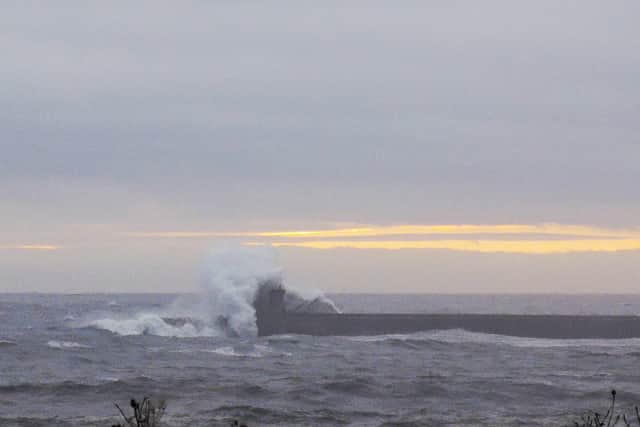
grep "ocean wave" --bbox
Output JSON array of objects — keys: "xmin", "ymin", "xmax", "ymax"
[
  {"xmin": 322, "ymin": 377, "xmax": 377, "ymax": 395},
  {"xmin": 0, "ymin": 376, "xmax": 162, "ymax": 396},
  {"xmin": 346, "ymin": 329, "xmax": 640, "ymax": 350},
  {"xmin": 346, "ymin": 332, "xmax": 456, "ymax": 351},
  {"xmin": 172, "ymin": 344, "xmax": 292, "ymax": 358},
  {"xmin": 73, "ymin": 245, "xmax": 338, "ymax": 340},
  {"xmin": 0, "ymin": 339, "xmax": 17, "ymax": 346},
  {"xmin": 208, "ymin": 345, "xmax": 269, "ymax": 358},
  {"xmin": 199, "ymin": 346, "xmax": 264, "ymax": 358},
  {"xmin": 547, "ymin": 370, "xmax": 611, "ymax": 380},
  {"xmin": 86, "ymin": 313, "xmax": 218, "ymax": 337},
  {"xmin": 46, "ymin": 340, "xmax": 91, "ymax": 349},
  {"xmin": 267, "ymin": 335, "xmax": 301, "ymax": 344},
  {"xmin": 95, "ymin": 376, "xmax": 120, "ymax": 383},
  {"xmin": 0, "ymin": 416, "xmax": 87, "ymax": 427},
  {"xmin": 204, "ymin": 404, "xmax": 351, "ymax": 426},
  {"xmin": 199, "ymin": 243, "xmax": 339, "ymax": 338}
]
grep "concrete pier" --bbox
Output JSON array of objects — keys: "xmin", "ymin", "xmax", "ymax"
[
  {"xmin": 279, "ymin": 312, "xmax": 640, "ymax": 339},
  {"xmin": 253, "ymin": 286, "xmax": 640, "ymax": 338}
]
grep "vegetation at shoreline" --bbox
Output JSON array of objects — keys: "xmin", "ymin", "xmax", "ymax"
[
  {"xmin": 109, "ymin": 390, "xmax": 640, "ymax": 427},
  {"xmin": 569, "ymin": 390, "xmax": 640, "ymax": 427},
  {"xmin": 111, "ymin": 397, "xmax": 248, "ymax": 427},
  {"xmin": 112, "ymin": 397, "xmax": 166, "ymax": 427}
]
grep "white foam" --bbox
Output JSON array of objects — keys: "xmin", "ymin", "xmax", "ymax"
[
  {"xmin": 170, "ymin": 343, "xmax": 292, "ymax": 358},
  {"xmin": 284, "ymin": 284, "xmax": 342, "ymax": 314},
  {"xmin": 87, "ymin": 313, "xmax": 217, "ymax": 337},
  {"xmin": 210, "ymin": 346, "xmax": 263, "ymax": 357},
  {"xmin": 168, "ymin": 346, "xmax": 262, "ymax": 357},
  {"xmin": 198, "ymin": 243, "xmax": 283, "ymax": 337},
  {"xmin": 204, "ymin": 344, "xmax": 290, "ymax": 358},
  {"xmin": 46, "ymin": 340, "xmax": 91, "ymax": 349},
  {"xmin": 426, "ymin": 329, "xmax": 640, "ymax": 348},
  {"xmin": 96, "ymin": 376, "xmax": 120, "ymax": 383},
  {"xmin": 347, "ymin": 329, "xmax": 640, "ymax": 349},
  {"xmin": 80, "ymin": 243, "xmax": 336, "ymax": 338}
]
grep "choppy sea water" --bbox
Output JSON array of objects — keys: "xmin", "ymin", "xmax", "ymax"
[{"xmin": 2, "ymin": 293, "xmax": 640, "ymax": 426}]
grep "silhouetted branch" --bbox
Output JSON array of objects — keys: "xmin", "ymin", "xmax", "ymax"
[
  {"xmin": 112, "ymin": 397, "xmax": 166, "ymax": 427},
  {"xmin": 569, "ymin": 390, "xmax": 639, "ymax": 427}
]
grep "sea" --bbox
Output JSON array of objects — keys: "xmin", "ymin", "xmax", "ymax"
[{"xmin": 2, "ymin": 293, "xmax": 640, "ymax": 427}]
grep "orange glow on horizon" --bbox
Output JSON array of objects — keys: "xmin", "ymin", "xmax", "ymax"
[
  {"xmin": 128, "ymin": 223, "xmax": 640, "ymax": 254},
  {"xmin": 250, "ymin": 239, "xmax": 640, "ymax": 254},
  {"xmin": 0, "ymin": 244, "xmax": 60, "ymax": 251},
  {"xmin": 129, "ymin": 223, "xmax": 640, "ymax": 240}
]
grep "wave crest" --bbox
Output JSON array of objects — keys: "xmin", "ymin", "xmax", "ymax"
[
  {"xmin": 81, "ymin": 244, "xmax": 337, "ymax": 338},
  {"xmin": 87, "ymin": 313, "xmax": 217, "ymax": 337},
  {"xmin": 46, "ymin": 340, "xmax": 91, "ymax": 349}
]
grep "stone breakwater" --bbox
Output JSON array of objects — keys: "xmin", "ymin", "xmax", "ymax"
[{"xmin": 255, "ymin": 286, "xmax": 640, "ymax": 338}]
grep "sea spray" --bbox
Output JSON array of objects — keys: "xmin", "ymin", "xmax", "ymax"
[
  {"xmin": 81, "ymin": 243, "xmax": 337, "ymax": 337},
  {"xmin": 86, "ymin": 313, "xmax": 217, "ymax": 337},
  {"xmin": 198, "ymin": 243, "xmax": 283, "ymax": 337}
]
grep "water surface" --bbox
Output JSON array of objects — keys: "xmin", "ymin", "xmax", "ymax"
[{"xmin": 1, "ymin": 293, "xmax": 639, "ymax": 426}]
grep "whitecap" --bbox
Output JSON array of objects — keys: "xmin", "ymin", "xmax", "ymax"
[
  {"xmin": 47, "ymin": 340, "xmax": 91, "ymax": 349},
  {"xmin": 421, "ymin": 329, "xmax": 640, "ymax": 349},
  {"xmin": 169, "ymin": 346, "xmax": 263, "ymax": 357},
  {"xmin": 87, "ymin": 313, "xmax": 218, "ymax": 337},
  {"xmin": 208, "ymin": 346, "xmax": 264, "ymax": 358},
  {"xmin": 192, "ymin": 344, "xmax": 292, "ymax": 358},
  {"xmin": 347, "ymin": 329, "xmax": 640, "ymax": 350},
  {"xmin": 96, "ymin": 376, "xmax": 120, "ymax": 383}
]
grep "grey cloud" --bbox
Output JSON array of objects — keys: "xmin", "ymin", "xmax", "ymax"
[{"xmin": 1, "ymin": 1, "xmax": 639, "ymax": 229}]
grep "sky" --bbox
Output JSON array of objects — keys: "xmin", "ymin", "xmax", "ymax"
[{"xmin": 1, "ymin": 2, "xmax": 639, "ymax": 293}]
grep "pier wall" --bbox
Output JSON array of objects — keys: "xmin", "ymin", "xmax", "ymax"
[{"xmin": 270, "ymin": 313, "xmax": 640, "ymax": 339}]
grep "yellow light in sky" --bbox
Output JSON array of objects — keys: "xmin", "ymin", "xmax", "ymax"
[
  {"xmin": 0, "ymin": 245, "xmax": 60, "ymax": 251},
  {"xmin": 130, "ymin": 224, "xmax": 640, "ymax": 239},
  {"xmin": 129, "ymin": 223, "xmax": 640, "ymax": 254},
  {"xmin": 257, "ymin": 239, "xmax": 640, "ymax": 254}
]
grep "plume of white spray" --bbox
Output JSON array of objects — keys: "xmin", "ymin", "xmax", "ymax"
[
  {"xmin": 82, "ymin": 243, "xmax": 337, "ymax": 338},
  {"xmin": 199, "ymin": 243, "xmax": 283, "ymax": 338}
]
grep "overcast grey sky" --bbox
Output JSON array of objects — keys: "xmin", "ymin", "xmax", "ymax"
[{"xmin": 1, "ymin": 2, "xmax": 639, "ymax": 293}]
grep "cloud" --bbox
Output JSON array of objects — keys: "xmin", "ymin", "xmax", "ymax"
[
  {"xmin": 2, "ymin": 1, "xmax": 639, "ymax": 230},
  {"xmin": 2, "ymin": 2, "xmax": 640, "ymax": 291}
]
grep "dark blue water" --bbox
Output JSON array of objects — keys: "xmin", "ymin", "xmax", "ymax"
[{"xmin": 2, "ymin": 293, "xmax": 640, "ymax": 426}]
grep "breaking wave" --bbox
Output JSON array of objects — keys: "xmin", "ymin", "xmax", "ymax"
[
  {"xmin": 198, "ymin": 243, "xmax": 283, "ymax": 337},
  {"xmin": 46, "ymin": 340, "xmax": 91, "ymax": 349},
  {"xmin": 82, "ymin": 243, "xmax": 337, "ymax": 338},
  {"xmin": 86, "ymin": 314, "xmax": 217, "ymax": 337},
  {"xmin": 201, "ymin": 346, "xmax": 267, "ymax": 358},
  {"xmin": 347, "ymin": 329, "xmax": 640, "ymax": 350}
]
